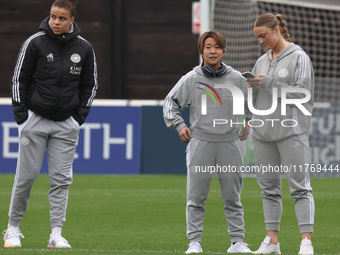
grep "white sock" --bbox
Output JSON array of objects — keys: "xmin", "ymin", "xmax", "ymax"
[
  {"xmin": 51, "ymin": 227, "xmax": 62, "ymax": 236},
  {"xmin": 7, "ymin": 224, "xmax": 19, "ymax": 230}
]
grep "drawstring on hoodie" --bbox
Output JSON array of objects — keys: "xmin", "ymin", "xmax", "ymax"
[{"xmin": 266, "ymin": 50, "xmax": 282, "ymax": 76}]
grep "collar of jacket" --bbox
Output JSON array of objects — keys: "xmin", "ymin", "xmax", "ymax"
[{"xmin": 39, "ymin": 16, "xmax": 81, "ymax": 45}]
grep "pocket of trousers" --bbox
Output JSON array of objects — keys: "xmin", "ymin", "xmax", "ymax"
[
  {"xmin": 18, "ymin": 110, "xmax": 34, "ymax": 136},
  {"xmin": 70, "ymin": 116, "xmax": 80, "ymax": 131}
]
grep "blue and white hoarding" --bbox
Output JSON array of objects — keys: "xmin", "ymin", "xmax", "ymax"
[{"xmin": 0, "ymin": 100, "xmax": 141, "ymax": 174}]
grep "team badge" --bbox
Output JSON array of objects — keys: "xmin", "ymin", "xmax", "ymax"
[
  {"xmin": 278, "ymin": 68, "xmax": 288, "ymax": 78},
  {"xmin": 47, "ymin": 53, "xmax": 54, "ymax": 63},
  {"xmin": 21, "ymin": 137, "xmax": 30, "ymax": 145},
  {"xmin": 70, "ymin": 53, "xmax": 81, "ymax": 63}
]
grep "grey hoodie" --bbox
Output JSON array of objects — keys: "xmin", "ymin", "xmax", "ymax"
[
  {"xmin": 251, "ymin": 43, "xmax": 314, "ymax": 141},
  {"xmin": 163, "ymin": 63, "xmax": 251, "ymax": 142}
]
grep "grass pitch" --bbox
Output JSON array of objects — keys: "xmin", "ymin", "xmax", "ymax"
[{"xmin": 0, "ymin": 174, "xmax": 339, "ymax": 255}]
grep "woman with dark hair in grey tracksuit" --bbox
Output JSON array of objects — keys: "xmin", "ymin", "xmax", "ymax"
[
  {"xmin": 248, "ymin": 13, "xmax": 315, "ymax": 255},
  {"xmin": 164, "ymin": 31, "xmax": 252, "ymax": 254}
]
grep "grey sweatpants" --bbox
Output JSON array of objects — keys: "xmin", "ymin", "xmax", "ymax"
[
  {"xmin": 8, "ymin": 111, "xmax": 79, "ymax": 229},
  {"xmin": 186, "ymin": 138, "xmax": 245, "ymax": 243},
  {"xmin": 254, "ymin": 135, "xmax": 315, "ymax": 233}
]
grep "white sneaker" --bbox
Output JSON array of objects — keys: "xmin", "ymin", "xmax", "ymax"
[
  {"xmin": 47, "ymin": 234, "xmax": 71, "ymax": 248},
  {"xmin": 227, "ymin": 242, "xmax": 252, "ymax": 253},
  {"xmin": 2, "ymin": 227, "xmax": 24, "ymax": 248},
  {"xmin": 298, "ymin": 238, "xmax": 313, "ymax": 255},
  {"xmin": 185, "ymin": 242, "xmax": 203, "ymax": 254},
  {"xmin": 253, "ymin": 236, "xmax": 281, "ymax": 254}
]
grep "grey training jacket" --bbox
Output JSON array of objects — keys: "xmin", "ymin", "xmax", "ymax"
[
  {"xmin": 163, "ymin": 63, "xmax": 251, "ymax": 142},
  {"xmin": 251, "ymin": 43, "xmax": 314, "ymax": 141}
]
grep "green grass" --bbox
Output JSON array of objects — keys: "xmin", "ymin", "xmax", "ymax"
[{"xmin": 0, "ymin": 174, "xmax": 339, "ymax": 254}]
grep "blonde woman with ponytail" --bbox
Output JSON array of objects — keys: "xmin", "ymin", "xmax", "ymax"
[
  {"xmin": 3, "ymin": 0, "xmax": 98, "ymax": 249},
  {"xmin": 247, "ymin": 13, "xmax": 315, "ymax": 255}
]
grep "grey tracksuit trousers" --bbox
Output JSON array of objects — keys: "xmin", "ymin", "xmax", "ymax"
[
  {"xmin": 8, "ymin": 111, "xmax": 79, "ymax": 229},
  {"xmin": 186, "ymin": 138, "xmax": 245, "ymax": 243},
  {"xmin": 254, "ymin": 135, "xmax": 315, "ymax": 233}
]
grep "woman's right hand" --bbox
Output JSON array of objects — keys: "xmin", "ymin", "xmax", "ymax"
[{"xmin": 247, "ymin": 74, "xmax": 266, "ymax": 88}]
